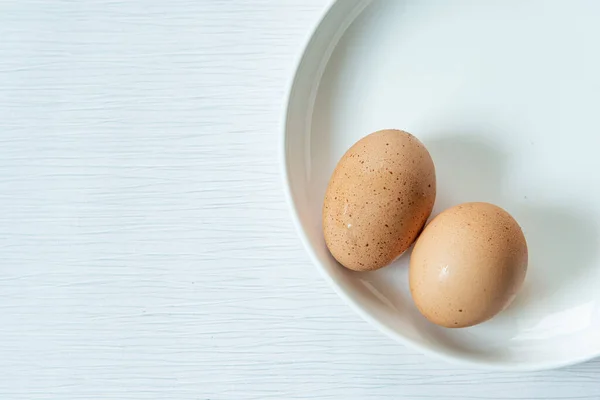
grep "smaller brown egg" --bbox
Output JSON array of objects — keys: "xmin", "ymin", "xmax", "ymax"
[
  {"xmin": 409, "ymin": 202, "xmax": 528, "ymax": 328},
  {"xmin": 322, "ymin": 129, "xmax": 436, "ymax": 272}
]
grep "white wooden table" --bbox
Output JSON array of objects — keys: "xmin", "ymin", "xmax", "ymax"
[{"xmin": 1, "ymin": 1, "xmax": 600, "ymax": 398}]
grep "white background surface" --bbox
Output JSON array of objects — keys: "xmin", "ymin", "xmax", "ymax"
[{"xmin": 1, "ymin": 0, "xmax": 600, "ymax": 398}]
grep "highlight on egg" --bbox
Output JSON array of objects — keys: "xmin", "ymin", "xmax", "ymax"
[
  {"xmin": 409, "ymin": 202, "xmax": 528, "ymax": 328},
  {"xmin": 322, "ymin": 129, "xmax": 436, "ymax": 272}
]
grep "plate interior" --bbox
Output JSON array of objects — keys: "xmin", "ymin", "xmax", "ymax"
[{"xmin": 296, "ymin": 0, "xmax": 600, "ymax": 366}]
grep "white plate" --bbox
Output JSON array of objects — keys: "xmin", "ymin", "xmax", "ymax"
[{"xmin": 282, "ymin": 0, "xmax": 600, "ymax": 370}]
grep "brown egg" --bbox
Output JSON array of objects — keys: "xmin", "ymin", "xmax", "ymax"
[
  {"xmin": 322, "ymin": 129, "xmax": 436, "ymax": 272},
  {"xmin": 409, "ymin": 202, "xmax": 528, "ymax": 328}
]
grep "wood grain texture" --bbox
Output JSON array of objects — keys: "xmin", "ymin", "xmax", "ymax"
[{"xmin": 0, "ymin": 0, "xmax": 599, "ymax": 398}]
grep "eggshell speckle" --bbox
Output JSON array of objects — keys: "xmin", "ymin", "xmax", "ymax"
[
  {"xmin": 323, "ymin": 129, "xmax": 436, "ymax": 272},
  {"xmin": 409, "ymin": 202, "xmax": 528, "ymax": 328}
]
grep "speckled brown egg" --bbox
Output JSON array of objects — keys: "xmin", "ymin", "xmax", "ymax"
[
  {"xmin": 322, "ymin": 129, "xmax": 436, "ymax": 272},
  {"xmin": 409, "ymin": 202, "xmax": 528, "ymax": 328}
]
